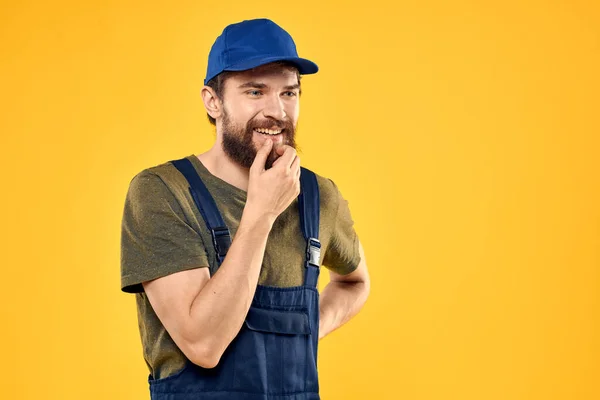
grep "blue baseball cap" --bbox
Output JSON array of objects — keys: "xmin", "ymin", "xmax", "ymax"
[{"xmin": 204, "ymin": 18, "xmax": 319, "ymax": 85}]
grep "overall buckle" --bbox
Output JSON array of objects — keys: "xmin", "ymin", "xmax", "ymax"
[
  {"xmin": 306, "ymin": 238, "xmax": 321, "ymax": 268},
  {"xmin": 211, "ymin": 227, "xmax": 231, "ymax": 259}
]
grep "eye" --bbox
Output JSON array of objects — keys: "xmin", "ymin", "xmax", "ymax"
[
  {"xmin": 246, "ymin": 90, "xmax": 262, "ymax": 96},
  {"xmin": 283, "ymin": 91, "xmax": 298, "ymax": 97}
]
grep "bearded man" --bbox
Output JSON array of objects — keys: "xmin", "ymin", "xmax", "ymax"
[{"xmin": 120, "ymin": 18, "xmax": 370, "ymax": 400}]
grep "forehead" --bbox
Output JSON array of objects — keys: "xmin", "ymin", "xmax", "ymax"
[{"xmin": 226, "ymin": 64, "xmax": 299, "ymax": 87}]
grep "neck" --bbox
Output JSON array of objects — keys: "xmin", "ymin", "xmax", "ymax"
[{"xmin": 196, "ymin": 140, "xmax": 250, "ymax": 192}]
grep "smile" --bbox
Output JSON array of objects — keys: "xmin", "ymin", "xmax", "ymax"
[{"xmin": 254, "ymin": 128, "xmax": 282, "ymax": 135}]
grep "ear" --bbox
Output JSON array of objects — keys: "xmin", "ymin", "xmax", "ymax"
[{"xmin": 201, "ymin": 86, "xmax": 222, "ymax": 120}]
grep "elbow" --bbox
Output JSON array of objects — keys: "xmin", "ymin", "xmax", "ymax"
[
  {"xmin": 178, "ymin": 319, "xmax": 236, "ymax": 369},
  {"xmin": 357, "ymin": 270, "xmax": 371, "ymax": 304},
  {"xmin": 353, "ymin": 267, "xmax": 371, "ymax": 298},
  {"xmin": 189, "ymin": 342, "xmax": 221, "ymax": 369},
  {"xmin": 360, "ymin": 276, "xmax": 371, "ymax": 304},
  {"xmin": 195, "ymin": 354, "xmax": 220, "ymax": 370},
  {"xmin": 182, "ymin": 337, "xmax": 222, "ymax": 369}
]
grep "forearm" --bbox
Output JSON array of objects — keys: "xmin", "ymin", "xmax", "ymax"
[
  {"xmin": 188, "ymin": 210, "xmax": 273, "ymax": 360},
  {"xmin": 318, "ymin": 279, "xmax": 370, "ymax": 340}
]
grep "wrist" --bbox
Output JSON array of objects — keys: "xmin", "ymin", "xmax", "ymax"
[{"xmin": 240, "ymin": 207, "xmax": 275, "ymax": 233}]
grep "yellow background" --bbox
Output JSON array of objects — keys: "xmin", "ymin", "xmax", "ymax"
[{"xmin": 1, "ymin": 0, "xmax": 598, "ymax": 399}]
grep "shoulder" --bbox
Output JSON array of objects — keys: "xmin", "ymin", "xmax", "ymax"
[
  {"xmin": 127, "ymin": 156, "xmax": 192, "ymax": 201},
  {"xmin": 302, "ymin": 167, "xmax": 341, "ymax": 213}
]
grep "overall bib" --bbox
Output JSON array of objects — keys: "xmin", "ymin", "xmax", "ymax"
[{"xmin": 148, "ymin": 157, "xmax": 322, "ymax": 400}]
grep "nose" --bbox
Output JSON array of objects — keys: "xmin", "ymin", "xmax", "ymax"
[{"xmin": 262, "ymin": 93, "xmax": 286, "ymax": 121}]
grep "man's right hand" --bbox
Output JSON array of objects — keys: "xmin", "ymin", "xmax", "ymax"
[
  {"xmin": 142, "ymin": 141, "xmax": 301, "ymax": 370},
  {"xmin": 245, "ymin": 141, "xmax": 301, "ymax": 224}
]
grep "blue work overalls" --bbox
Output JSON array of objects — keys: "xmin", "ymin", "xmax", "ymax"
[{"xmin": 148, "ymin": 157, "xmax": 322, "ymax": 399}]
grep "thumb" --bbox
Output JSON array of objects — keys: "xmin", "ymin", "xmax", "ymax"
[{"xmin": 250, "ymin": 140, "xmax": 273, "ymax": 174}]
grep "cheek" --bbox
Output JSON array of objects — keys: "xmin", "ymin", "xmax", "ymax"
[
  {"xmin": 286, "ymin": 101, "xmax": 299, "ymax": 119},
  {"xmin": 242, "ymin": 103, "xmax": 263, "ymax": 125},
  {"xmin": 226, "ymin": 97, "xmax": 256, "ymax": 122}
]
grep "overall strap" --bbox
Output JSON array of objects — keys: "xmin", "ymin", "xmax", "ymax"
[
  {"xmin": 298, "ymin": 167, "xmax": 321, "ymax": 289},
  {"xmin": 170, "ymin": 157, "xmax": 231, "ymax": 266}
]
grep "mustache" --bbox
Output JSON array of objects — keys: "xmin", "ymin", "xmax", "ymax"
[{"xmin": 249, "ymin": 119, "xmax": 291, "ymax": 130}]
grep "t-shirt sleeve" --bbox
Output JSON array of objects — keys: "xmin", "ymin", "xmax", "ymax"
[
  {"xmin": 321, "ymin": 179, "xmax": 361, "ymax": 275},
  {"xmin": 120, "ymin": 169, "xmax": 209, "ymax": 293}
]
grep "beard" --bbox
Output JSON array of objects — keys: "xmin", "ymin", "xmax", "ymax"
[{"xmin": 220, "ymin": 108, "xmax": 297, "ymax": 170}]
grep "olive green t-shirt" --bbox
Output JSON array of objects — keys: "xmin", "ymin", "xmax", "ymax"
[{"xmin": 120, "ymin": 154, "xmax": 361, "ymax": 380}]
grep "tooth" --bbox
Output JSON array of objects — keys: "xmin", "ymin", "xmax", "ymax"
[{"xmin": 255, "ymin": 128, "xmax": 282, "ymax": 135}]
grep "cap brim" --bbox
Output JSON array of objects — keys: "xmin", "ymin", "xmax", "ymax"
[{"xmin": 225, "ymin": 55, "xmax": 319, "ymax": 75}]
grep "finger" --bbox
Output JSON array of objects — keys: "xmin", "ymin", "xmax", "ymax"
[
  {"xmin": 269, "ymin": 144, "xmax": 288, "ymax": 168},
  {"xmin": 292, "ymin": 156, "xmax": 301, "ymax": 180},
  {"xmin": 250, "ymin": 140, "xmax": 273, "ymax": 174},
  {"xmin": 291, "ymin": 154, "xmax": 300, "ymax": 172},
  {"xmin": 292, "ymin": 157, "xmax": 301, "ymax": 193},
  {"xmin": 275, "ymin": 144, "xmax": 289, "ymax": 157},
  {"xmin": 271, "ymin": 148, "xmax": 285, "ymax": 167},
  {"xmin": 275, "ymin": 146, "xmax": 297, "ymax": 170}
]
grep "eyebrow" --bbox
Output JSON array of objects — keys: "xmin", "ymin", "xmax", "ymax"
[
  {"xmin": 283, "ymin": 84, "xmax": 301, "ymax": 91},
  {"xmin": 237, "ymin": 82, "xmax": 268, "ymax": 89},
  {"xmin": 237, "ymin": 82, "xmax": 302, "ymax": 92}
]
